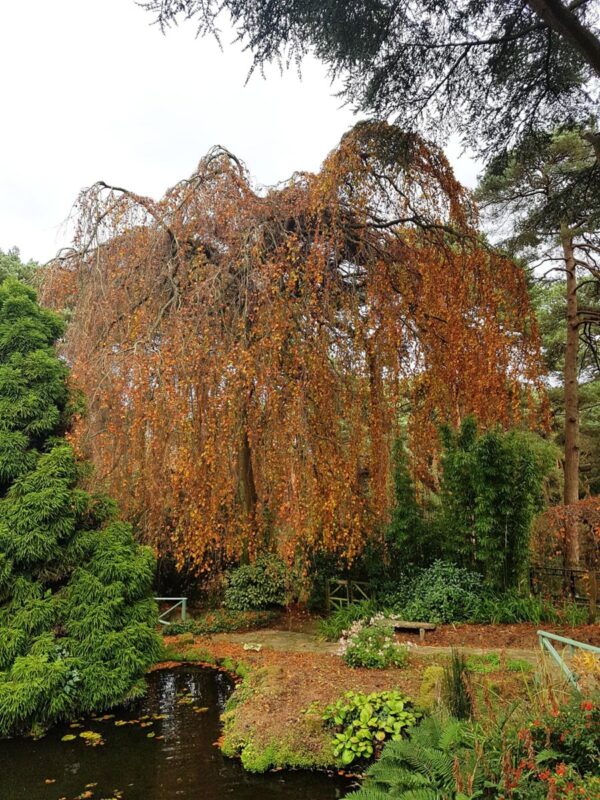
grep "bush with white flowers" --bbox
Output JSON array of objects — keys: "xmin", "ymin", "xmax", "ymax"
[{"xmin": 338, "ymin": 613, "xmax": 409, "ymax": 669}]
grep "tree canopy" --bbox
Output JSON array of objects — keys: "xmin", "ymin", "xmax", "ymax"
[
  {"xmin": 478, "ymin": 127, "xmax": 600, "ymax": 564},
  {"xmin": 0, "ymin": 247, "xmax": 38, "ymax": 285},
  {"xmin": 43, "ymin": 122, "xmax": 544, "ymax": 573},
  {"xmin": 0, "ymin": 280, "xmax": 160, "ymax": 736},
  {"xmin": 143, "ymin": 0, "xmax": 600, "ymax": 158}
]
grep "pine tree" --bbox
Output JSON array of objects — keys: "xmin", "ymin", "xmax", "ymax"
[{"xmin": 0, "ymin": 279, "xmax": 161, "ymax": 736}]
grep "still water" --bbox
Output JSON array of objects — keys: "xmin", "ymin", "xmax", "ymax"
[{"xmin": 0, "ymin": 666, "xmax": 352, "ymax": 800}]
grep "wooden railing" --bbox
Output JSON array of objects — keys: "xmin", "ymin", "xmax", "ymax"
[
  {"xmin": 326, "ymin": 579, "xmax": 371, "ymax": 611},
  {"xmin": 154, "ymin": 597, "xmax": 188, "ymax": 626},
  {"xmin": 537, "ymin": 629, "xmax": 600, "ymax": 688}
]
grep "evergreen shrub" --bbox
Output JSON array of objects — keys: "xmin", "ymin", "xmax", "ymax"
[
  {"xmin": 223, "ymin": 554, "xmax": 289, "ymax": 611},
  {"xmin": 0, "ymin": 280, "xmax": 161, "ymax": 736}
]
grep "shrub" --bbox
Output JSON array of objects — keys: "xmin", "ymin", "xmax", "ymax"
[
  {"xmin": 163, "ymin": 609, "xmax": 278, "ymax": 636},
  {"xmin": 0, "ymin": 280, "xmax": 161, "ymax": 736},
  {"xmin": 223, "ymin": 555, "xmax": 289, "ymax": 611},
  {"xmin": 338, "ymin": 615, "xmax": 409, "ymax": 669},
  {"xmin": 438, "ymin": 417, "xmax": 555, "ymax": 591},
  {"xmin": 376, "ymin": 566, "xmax": 586, "ymax": 626},
  {"xmin": 523, "ymin": 694, "xmax": 600, "ymax": 776},
  {"xmin": 351, "ymin": 715, "xmax": 480, "ymax": 798},
  {"xmin": 442, "ymin": 650, "xmax": 473, "ymax": 720},
  {"xmin": 323, "ymin": 690, "xmax": 419, "ymax": 766},
  {"xmin": 400, "ymin": 560, "xmax": 484, "ymax": 623},
  {"xmin": 317, "ymin": 600, "xmax": 377, "ymax": 641}
]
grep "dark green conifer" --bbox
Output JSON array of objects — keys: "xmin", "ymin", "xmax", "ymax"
[{"xmin": 0, "ymin": 279, "xmax": 160, "ymax": 736}]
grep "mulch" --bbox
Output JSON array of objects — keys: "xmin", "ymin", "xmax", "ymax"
[{"xmin": 396, "ymin": 622, "xmax": 600, "ymax": 650}]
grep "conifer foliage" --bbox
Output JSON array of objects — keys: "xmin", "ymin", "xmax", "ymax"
[{"xmin": 0, "ymin": 280, "xmax": 161, "ymax": 736}]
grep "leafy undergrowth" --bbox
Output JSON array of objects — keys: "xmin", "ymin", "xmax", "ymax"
[
  {"xmin": 161, "ymin": 608, "xmax": 278, "ymax": 636},
  {"xmin": 161, "ymin": 635, "xmax": 534, "ymax": 774}
]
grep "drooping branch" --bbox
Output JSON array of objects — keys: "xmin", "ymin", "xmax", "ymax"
[{"xmin": 43, "ymin": 122, "xmax": 543, "ymax": 572}]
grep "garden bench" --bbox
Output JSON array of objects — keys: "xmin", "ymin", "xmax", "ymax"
[{"xmin": 390, "ymin": 619, "xmax": 436, "ymax": 643}]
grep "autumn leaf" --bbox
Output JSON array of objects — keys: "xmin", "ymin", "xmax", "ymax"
[{"xmin": 43, "ymin": 121, "xmax": 543, "ymax": 573}]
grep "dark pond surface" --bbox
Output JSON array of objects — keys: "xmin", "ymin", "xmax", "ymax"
[{"xmin": 0, "ymin": 666, "xmax": 352, "ymax": 800}]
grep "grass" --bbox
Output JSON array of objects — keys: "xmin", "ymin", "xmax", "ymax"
[
  {"xmin": 316, "ymin": 601, "xmax": 377, "ymax": 641},
  {"xmin": 466, "ymin": 652, "xmax": 534, "ymax": 675}
]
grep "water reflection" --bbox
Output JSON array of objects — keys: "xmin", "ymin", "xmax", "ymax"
[{"xmin": 0, "ymin": 666, "xmax": 351, "ymax": 800}]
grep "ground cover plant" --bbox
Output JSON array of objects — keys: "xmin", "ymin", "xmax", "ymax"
[
  {"xmin": 323, "ymin": 690, "xmax": 419, "ymax": 766},
  {"xmin": 352, "ymin": 692, "xmax": 600, "ymax": 799},
  {"xmin": 0, "ymin": 280, "xmax": 161, "ymax": 736},
  {"xmin": 162, "ymin": 608, "xmax": 278, "ymax": 636}
]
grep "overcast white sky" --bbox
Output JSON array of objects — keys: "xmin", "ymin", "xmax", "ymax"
[{"xmin": 0, "ymin": 0, "xmax": 481, "ymax": 263}]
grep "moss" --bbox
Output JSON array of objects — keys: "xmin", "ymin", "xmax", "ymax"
[
  {"xmin": 219, "ymin": 663, "xmax": 334, "ymax": 772},
  {"xmin": 419, "ymin": 665, "xmax": 445, "ymax": 710},
  {"xmin": 238, "ymin": 737, "xmax": 333, "ymax": 773}
]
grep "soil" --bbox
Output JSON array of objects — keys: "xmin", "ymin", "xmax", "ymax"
[{"xmin": 395, "ymin": 621, "xmax": 600, "ymax": 649}]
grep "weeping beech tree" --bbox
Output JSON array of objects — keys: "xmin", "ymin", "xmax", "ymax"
[{"xmin": 43, "ymin": 122, "xmax": 544, "ymax": 573}]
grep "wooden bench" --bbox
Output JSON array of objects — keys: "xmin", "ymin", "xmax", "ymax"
[{"xmin": 391, "ymin": 619, "xmax": 436, "ymax": 643}]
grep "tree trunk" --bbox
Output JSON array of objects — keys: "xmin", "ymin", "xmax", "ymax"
[
  {"xmin": 588, "ymin": 568, "xmax": 598, "ymax": 623},
  {"xmin": 562, "ymin": 230, "xmax": 580, "ymax": 568},
  {"xmin": 526, "ymin": 0, "xmax": 600, "ymax": 77},
  {"xmin": 238, "ymin": 426, "xmax": 258, "ymax": 563}
]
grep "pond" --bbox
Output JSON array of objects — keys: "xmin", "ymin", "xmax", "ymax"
[{"xmin": 0, "ymin": 666, "xmax": 352, "ymax": 800}]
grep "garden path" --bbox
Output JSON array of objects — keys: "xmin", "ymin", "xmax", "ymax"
[{"xmin": 210, "ymin": 629, "xmax": 541, "ymax": 663}]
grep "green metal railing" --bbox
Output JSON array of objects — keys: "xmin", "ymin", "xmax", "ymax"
[
  {"xmin": 537, "ymin": 629, "xmax": 600, "ymax": 688},
  {"xmin": 155, "ymin": 597, "xmax": 188, "ymax": 626}
]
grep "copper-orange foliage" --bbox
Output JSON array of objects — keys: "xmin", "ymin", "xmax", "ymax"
[
  {"xmin": 42, "ymin": 122, "xmax": 543, "ymax": 571},
  {"xmin": 534, "ymin": 498, "xmax": 600, "ymax": 571}
]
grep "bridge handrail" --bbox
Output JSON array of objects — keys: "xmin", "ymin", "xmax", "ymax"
[
  {"xmin": 154, "ymin": 596, "xmax": 188, "ymax": 626},
  {"xmin": 537, "ymin": 629, "xmax": 600, "ymax": 688},
  {"xmin": 537, "ymin": 630, "xmax": 600, "ymax": 653}
]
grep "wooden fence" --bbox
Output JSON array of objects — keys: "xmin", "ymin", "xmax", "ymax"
[{"xmin": 326, "ymin": 579, "xmax": 371, "ymax": 612}]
